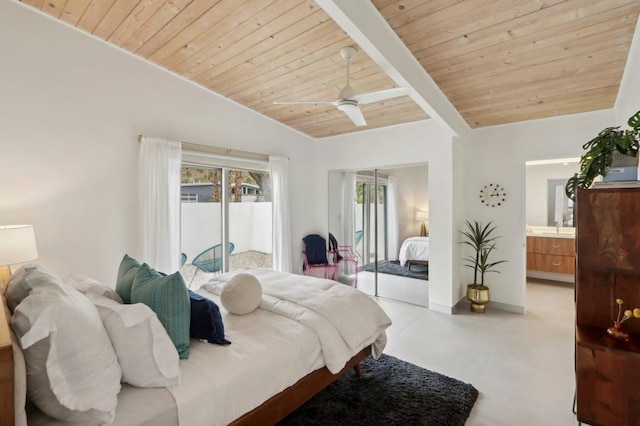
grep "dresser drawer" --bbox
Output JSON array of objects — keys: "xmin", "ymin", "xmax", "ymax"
[
  {"xmin": 527, "ymin": 236, "xmax": 575, "ymax": 256},
  {"xmin": 527, "ymin": 253, "xmax": 575, "ymax": 275}
]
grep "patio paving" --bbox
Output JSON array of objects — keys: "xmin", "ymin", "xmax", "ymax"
[{"xmin": 181, "ymin": 250, "xmax": 271, "ymax": 288}]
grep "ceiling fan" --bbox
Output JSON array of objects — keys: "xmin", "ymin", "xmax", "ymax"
[{"xmin": 273, "ymin": 47, "xmax": 411, "ymax": 127}]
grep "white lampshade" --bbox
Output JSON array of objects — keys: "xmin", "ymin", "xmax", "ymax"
[
  {"xmin": 415, "ymin": 211, "xmax": 429, "ymax": 222},
  {"xmin": 0, "ymin": 225, "xmax": 39, "ymax": 265}
]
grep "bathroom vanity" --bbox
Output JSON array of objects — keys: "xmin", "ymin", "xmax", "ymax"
[{"xmin": 526, "ymin": 227, "xmax": 575, "ymax": 282}]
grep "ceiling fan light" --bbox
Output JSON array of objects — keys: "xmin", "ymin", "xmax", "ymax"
[{"xmin": 337, "ymin": 101, "xmax": 358, "ymax": 112}]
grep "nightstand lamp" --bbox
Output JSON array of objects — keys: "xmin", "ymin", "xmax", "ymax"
[
  {"xmin": 416, "ymin": 211, "xmax": 429, "ymax": 237},
  {"xmin": 0, "ymin": 225, "xmax": 38, "ymax": 288}
]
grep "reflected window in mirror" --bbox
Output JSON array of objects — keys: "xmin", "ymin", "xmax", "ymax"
[{"xmin": 547, "ymin": 178, "xmax": 573, "ymax": 227}]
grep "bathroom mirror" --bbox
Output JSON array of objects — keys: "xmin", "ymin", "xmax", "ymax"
[
  {"xmin": 328, "ymin": 164, "xmax": 429, "ymax": 306},
  {"xmin": 547, "ymin": 178, "xmax": 574, "ymax": 227},
  {"xmin": 525, "ymin": 159, "xmax": 579, "ymax": 229}
]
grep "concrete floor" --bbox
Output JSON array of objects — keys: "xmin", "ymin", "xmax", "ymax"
[{"xmin": 375, "ymin": 278, "xmax": 576, "ymax": 426}]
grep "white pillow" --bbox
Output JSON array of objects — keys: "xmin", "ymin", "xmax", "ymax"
[
  {"xmin": 220, "ymin": 273, "xmax": 262, "ymax": 315},
  {"xmin": 5, "ymin": 264, "xmax": 64, "ymax": 313},
  {"xmin": 85, "ymin": 293, "xmax": 180, "ymax": 388},
  {"xmin": 10, "ymin": 284, "xmax": 121, "ymax": 424},
  {"xmin": 63, "ymin": 274, "xmax": 123, "ymax": 303}
]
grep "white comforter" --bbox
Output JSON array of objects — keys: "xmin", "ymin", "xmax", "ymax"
[
  {"xmin": 203, "ymin": 268, "xmax": 391, "ymax": 373},
  {"xmin": 399, "ymin": 236, "xmax": 430, "ymax": 266},
  {"xmin": 169, "ymin": 269, "xmax": 391, "ymax": 426}
]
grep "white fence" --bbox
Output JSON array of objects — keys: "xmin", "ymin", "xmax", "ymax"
[{"xmin": 180, "ymin": 202, "xmax": 272, "ymax": 262}]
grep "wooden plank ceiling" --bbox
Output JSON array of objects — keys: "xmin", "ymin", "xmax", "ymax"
[
  {"xmin": 373, "ymin": 0, "xmax": 640, "ymax": 128},
  {"xmin": 22, "ymin": 0, "xmax": 640, "ymax": 136}
]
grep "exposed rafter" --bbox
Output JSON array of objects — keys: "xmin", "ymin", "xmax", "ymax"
[{"xmin": 315, "ymin": 0, "xmax": 470, "ymax": 138}]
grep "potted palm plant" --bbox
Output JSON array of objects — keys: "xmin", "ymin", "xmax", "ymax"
[{"xmin": 461, "ymin": 220, "xmax": 507, "ymax": 313}]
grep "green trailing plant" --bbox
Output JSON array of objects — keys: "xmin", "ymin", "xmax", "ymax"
[
  {"xmin": 460, "ymin": 220, "xmax": 507, "ymax": 286},
  {"xmin": 565, "ymin": 110, "xmax": 640, "ymax": 201}
]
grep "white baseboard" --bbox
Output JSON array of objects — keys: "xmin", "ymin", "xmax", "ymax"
[{"xmin": 428, "ymin": 302, "xmax": 454, "ymax": 314}]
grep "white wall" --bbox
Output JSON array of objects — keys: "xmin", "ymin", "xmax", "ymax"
[
  {"xmin": 464, "ymin": 110, "xmax": 615, "ymax": 310},
  {"xmin": 615, "ymin": 16, "xmax": 640, "ymax": 126},
  {"xmin": 327, "ymin": 171, "xmax": 344, "ymax": 243},
  {"xmin": 525, "ymin": 162, "xmax": 579, "ymax": 226},
  {"xmin": 181, "ymin": 202, "xmax": 272, "ymax": 262},
  {"xmin": 0, "ymin": 2, "xmax": 314, "ymax": 285},
  {"xmin": 315, "ymin": 120, "xmax": 457, "ymax": 311}
]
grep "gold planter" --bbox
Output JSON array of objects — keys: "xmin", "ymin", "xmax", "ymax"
[{"xmin": 466, "ymin": 284, "xmax": 490, "ymax": 313}]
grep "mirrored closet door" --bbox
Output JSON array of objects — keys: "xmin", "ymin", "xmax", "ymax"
[{"xmin": 328, "ymin": 164, "xmax": 429, "ymax": 306}]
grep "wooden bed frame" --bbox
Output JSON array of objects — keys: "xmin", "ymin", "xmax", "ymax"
[
  {"xmin": 406, "ymin": 259, "xmax": 429, "ymax": 271},
  {"xmin": 0, "ymin": 288, "xmax": 370, "ymax": 426},
  {"xmin": 231, "ymin": 346, "xmax": 368, "ymax": 425},
  {"xmin": 1, "ymin": 292, "xmax": 15, "ymax": 426}
]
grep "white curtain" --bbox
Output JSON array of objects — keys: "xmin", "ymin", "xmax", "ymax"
[
  {"xmin": 270, "ymin": 156, "xmax": 292, "ymax": 273},
  {"xmin": 387, "ymin": 175, "xmax": 400, "ymax": 261},
  {"xmin": 139, "ymin": 137, "xmax": 182, "ymax": 274},
  {"xmin": 341, "ymin": 171, "xmax": 356, "ymax": 248}
]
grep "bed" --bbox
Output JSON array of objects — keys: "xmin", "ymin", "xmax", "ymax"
[
  {"xmin": 399, "ymin": 236, "xmax": 430, "ymax": 269},
  {"xmin": 1, "ymin": 267, "xmax": 390, "ymax": 426}
]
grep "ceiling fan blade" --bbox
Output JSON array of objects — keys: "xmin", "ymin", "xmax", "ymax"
[
  {"xmin": 351, "ymin": 87, "xmax": 411, "ymax": 105},
  {"xmin": 343, "ymin": 106, "xmax": 367, "ymax": 127},
  {"xmin": 273, "ymin": 101, "xmax": 334, "ymax": 105}
]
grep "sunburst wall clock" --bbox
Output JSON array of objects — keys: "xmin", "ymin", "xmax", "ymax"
[{"xmin": 479, "ymin": 183, "xmax": 507, "ymax": 207}]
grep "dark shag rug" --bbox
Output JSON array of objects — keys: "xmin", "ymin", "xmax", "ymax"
[
  {"xmin": 279, "ymin": 354, "xmax": 478, "ymax": 426},
  {"xmin": 360, "ymin": 260, "xmax": 429, "ymax": 281}
]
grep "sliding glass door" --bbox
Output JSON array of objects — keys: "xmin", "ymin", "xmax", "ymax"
[
  {"xmin": 227, "ymin": 169, "xmax": 272, "ymax": 272},
  {"xmin": 354, "ymin": 172, "xmax": 388, "ymax": 296},
  {"xmin": 180, "ymin": 165, "xmax": 272, "ymax": 287},
  {"xmin": 356, "ymin": 179, "xmax": 387, "ymax": 266}
]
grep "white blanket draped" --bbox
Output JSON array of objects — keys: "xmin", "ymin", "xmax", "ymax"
[{"xmin": 203, "ymin": 268, "xmax": 391, "ymax": 373}]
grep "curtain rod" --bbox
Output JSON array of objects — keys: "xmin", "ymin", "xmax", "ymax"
[{"xmin": 138, "ymin": 134, "xmax": 275, "ymax": 162}]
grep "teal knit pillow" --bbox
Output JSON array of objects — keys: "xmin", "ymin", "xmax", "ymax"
[
  {"xmin": 131, "ymin": 264, "xmax": 190, "ymax": 359},
  {"xmin": 116, "ymin": 254, "xmax": 141, "ymax": 304}
]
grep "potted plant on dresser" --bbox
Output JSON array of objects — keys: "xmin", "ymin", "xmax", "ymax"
[
  {"xmin": 565, "ymin": 109, "xmax": 640, "ymax": 201},
  {"xmin": 461, "ymin": 220, "xmax": 507, "ymax": 313}
]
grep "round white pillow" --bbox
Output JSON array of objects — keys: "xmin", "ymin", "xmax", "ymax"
[{"xmin": 220, "ymin": 273, "xmax": 262, "ymax": 315}]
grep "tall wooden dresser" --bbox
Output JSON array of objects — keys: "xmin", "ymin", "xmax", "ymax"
[{"xmin": 575, "ymin": 188, "xmax": 640, "ymax": 426}]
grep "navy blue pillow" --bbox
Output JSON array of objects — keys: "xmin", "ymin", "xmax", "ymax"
[{"xmin": 188, "ymin": 290, "xmax": 231, "ymax": 345}]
